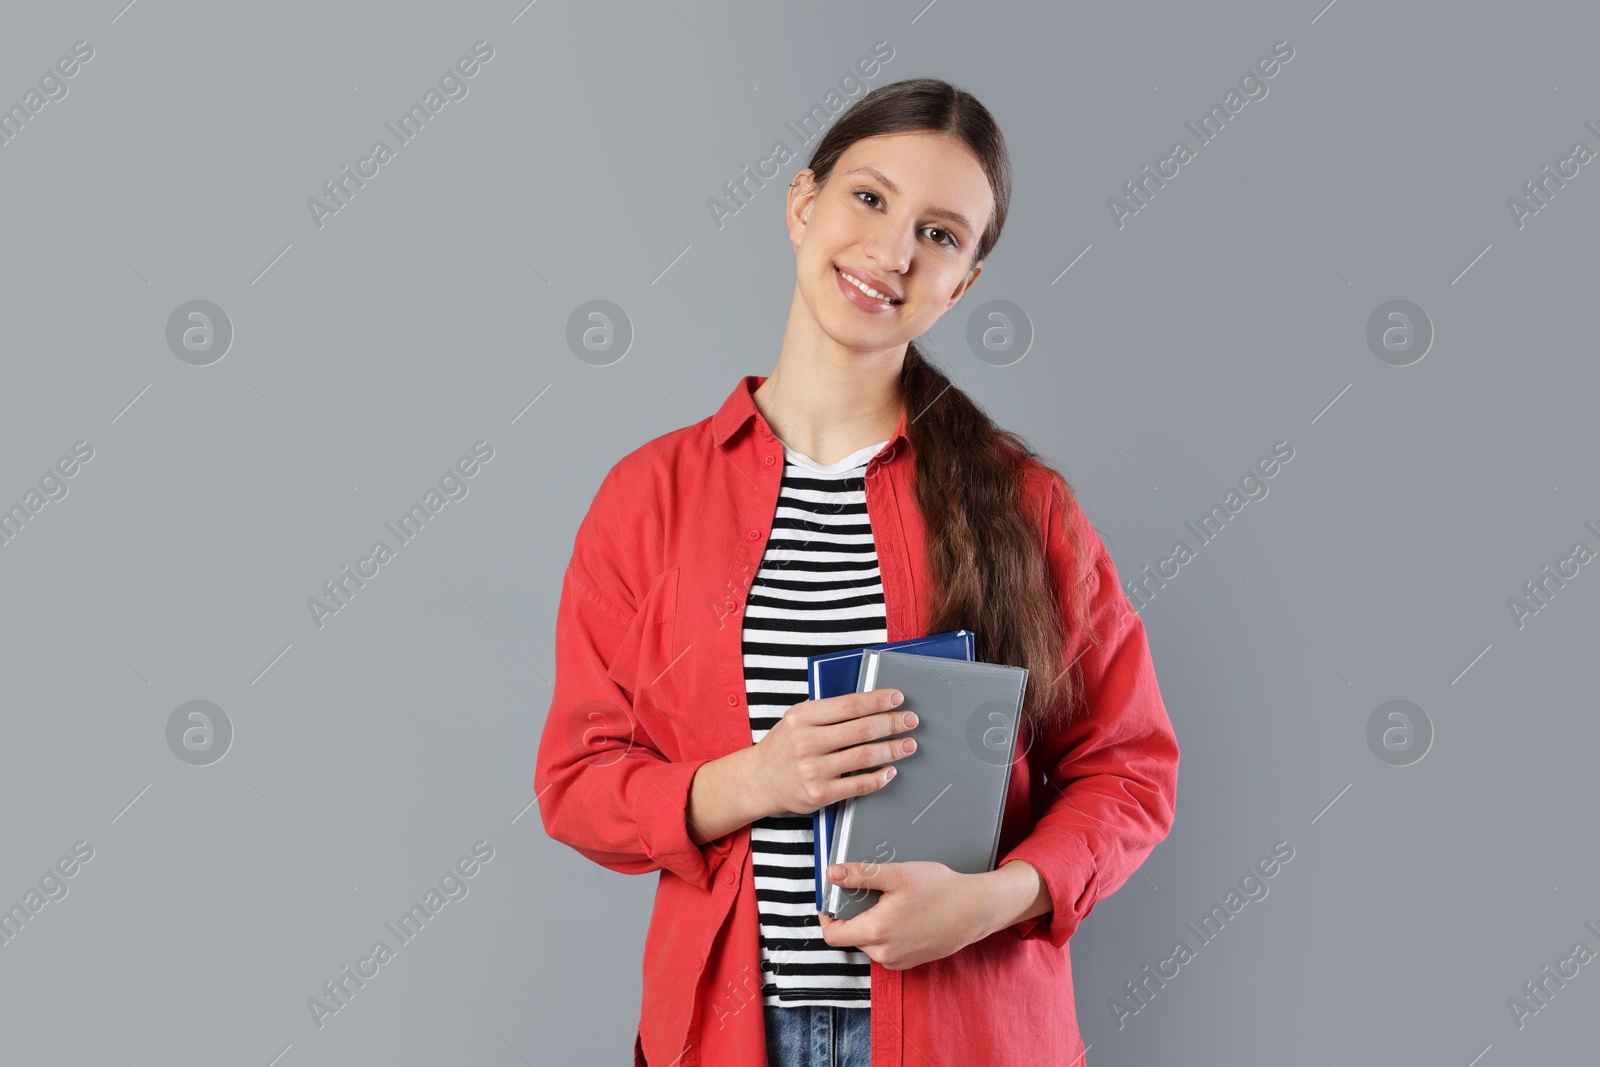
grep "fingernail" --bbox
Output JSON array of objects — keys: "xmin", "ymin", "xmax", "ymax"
[
  {"xmin": 890, "ymin": 691, "xmax": 902, "ymax": 705},
  {"xmin": 904, "ymin": 712, "xmax": 918, "ymax": 727},
  {"xmin": 828, "ymin": 864, "xmax": 845, "ymax": 879}
]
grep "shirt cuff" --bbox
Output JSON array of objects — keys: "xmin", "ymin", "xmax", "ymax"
[
  {"xmin": 997, "ymin": 832, "xmax": 1098, "ymax": 947},
  {"xmin": 634, "ymin": 755, "xmax": 725, "ymax": 891}
]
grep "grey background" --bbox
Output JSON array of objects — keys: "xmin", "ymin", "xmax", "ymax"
[{"xmin": 1, "ymin": 1, "xmax": 1595, "ymax": 1064}]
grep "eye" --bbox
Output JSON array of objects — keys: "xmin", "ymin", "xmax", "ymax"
[{"xmin": 853, "ymin": 189, "xmax": 961, "ymax": 250}]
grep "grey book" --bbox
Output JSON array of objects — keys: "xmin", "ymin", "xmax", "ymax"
[{"xmin": 820, "ymin": 649, "xmax": 1029, "ymax": 920}]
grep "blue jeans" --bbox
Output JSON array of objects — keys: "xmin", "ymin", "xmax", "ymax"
[{"xmin": 764, "ymin": 1004, "xmax": 871, "ymax": 1067}]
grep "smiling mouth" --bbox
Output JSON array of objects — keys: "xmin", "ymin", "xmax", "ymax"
[{"xmin": 835, "ymin": 265, "xmax": 903, "ymax": 305}]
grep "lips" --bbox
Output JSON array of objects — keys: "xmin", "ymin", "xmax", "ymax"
[{"xmin": 835, "ymin": 265, "xmax": 902, "ymax": 305}]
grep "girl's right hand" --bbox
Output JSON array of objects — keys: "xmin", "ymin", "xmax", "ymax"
[{"xmin": 748, "ymin": 688, "xmax": 920, "ymax": 817}]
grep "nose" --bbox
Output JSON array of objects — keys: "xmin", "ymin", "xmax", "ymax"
[{"xmin": 862, "ymin": 226, "xmax": 913, "ymax": 278}]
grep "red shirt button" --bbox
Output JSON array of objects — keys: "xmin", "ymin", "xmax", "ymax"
[
  {"xmin": 748, "ymin": 529, "xmax": 760, "ymax": 540},
  {"xmin": 724, "ymin": 601, "xmax": 735, "ymax": 612},
  {"xmin": 725, "ymin": 871, "xmax": 736, "ymax": 885},
  {"xmin": 764, "ymin": 455, "xmax": 775, "ymax": 466},
  {"xmin": 727, "ymin": 694, "xmax": 738, "ymax": 706}
]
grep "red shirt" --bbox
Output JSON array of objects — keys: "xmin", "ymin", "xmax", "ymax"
[{"xmin": 535, "ymin": 374, "xmax": 1180, "ymax": 1066}]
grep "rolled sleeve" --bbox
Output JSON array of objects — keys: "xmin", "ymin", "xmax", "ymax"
[
  {"xmin": 997, "ymin": 476, "xmax": 1180, "ymax": 948},
  {"xmin": 534, "ymin": 468, "xmax": 728, "ymax": 892},
  {"xmin": 633, "ymin": 755, "xmax": 720, "ymax": 887},
  {"xmin": 999, "ymin": 833, "xmax": 1097, "ymax": 947}
]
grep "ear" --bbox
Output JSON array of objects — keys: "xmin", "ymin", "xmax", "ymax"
[
  {"xmin": 947, "ymin": 260, "xmax": 983, "ymax": 307},
  {"xmin": 786, "ymin": 170, "xmax": 820, "ymax": 251}
]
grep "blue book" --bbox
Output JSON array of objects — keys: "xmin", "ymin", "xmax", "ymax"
[{"xmin": 805, "ymin": 630, "xmax": 975, "ymax": 910}]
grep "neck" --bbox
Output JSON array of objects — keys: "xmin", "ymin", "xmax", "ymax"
[{"xmin": 755, "ymin": 293, "xmax": 907, "ymax": 467}]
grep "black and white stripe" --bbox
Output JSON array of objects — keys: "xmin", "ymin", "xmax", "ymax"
[{"xmin": 743, "ymin": 437, "xmax": 888, "ymax": 1008}]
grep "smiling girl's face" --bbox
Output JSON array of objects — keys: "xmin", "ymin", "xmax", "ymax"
[{"xmin": 787, "ymin": 130, "xmax": 995, "ymax": 355}]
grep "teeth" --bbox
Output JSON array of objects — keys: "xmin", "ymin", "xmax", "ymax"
[{"xmin": 839, "ymin": 268, "xmax": 897, "ymax": 304}]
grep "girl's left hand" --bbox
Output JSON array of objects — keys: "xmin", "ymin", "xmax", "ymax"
[{"xmin": 818, "ymin": 861, "xmax": 996, "ymax": 970}]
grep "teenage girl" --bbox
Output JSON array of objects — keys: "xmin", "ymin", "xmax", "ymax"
[{"xmin": 536, "ymin": 77, "xmax": 1180, "ymax": 1067}]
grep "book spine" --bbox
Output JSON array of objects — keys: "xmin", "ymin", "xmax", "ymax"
[
  {"xmin": 984, "ymin": 676, "xmax": 1028, "ymax": 871},
  {"xmin": 810, "ymin": 661, "xmax": 826, "ymax": 911},
  {"xmin": 825, "ymin": 652, "xmax": 877, "ymax": 916},
  {"xmin": 827, "ymin": 798, "xmax": 855, "ymax": 915}
]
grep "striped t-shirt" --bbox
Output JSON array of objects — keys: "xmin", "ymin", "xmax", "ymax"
[{"xmin": 743, "ymin": 435, "xmax": 889, "ymax": 1009}]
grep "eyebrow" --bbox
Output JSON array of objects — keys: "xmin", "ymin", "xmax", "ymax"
[{"xmin": 843, "ymin": 165, "xmax": 979, "ymax": 241}]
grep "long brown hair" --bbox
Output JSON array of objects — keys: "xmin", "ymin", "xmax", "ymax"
[{"xmin": 804, "ymin": 77, "xmax": 1105, "ymax": 733}]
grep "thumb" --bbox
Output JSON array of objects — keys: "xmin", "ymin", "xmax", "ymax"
[{"xmin": 827, "ymin": 862, "xmax": 893, "ymax": 889}]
